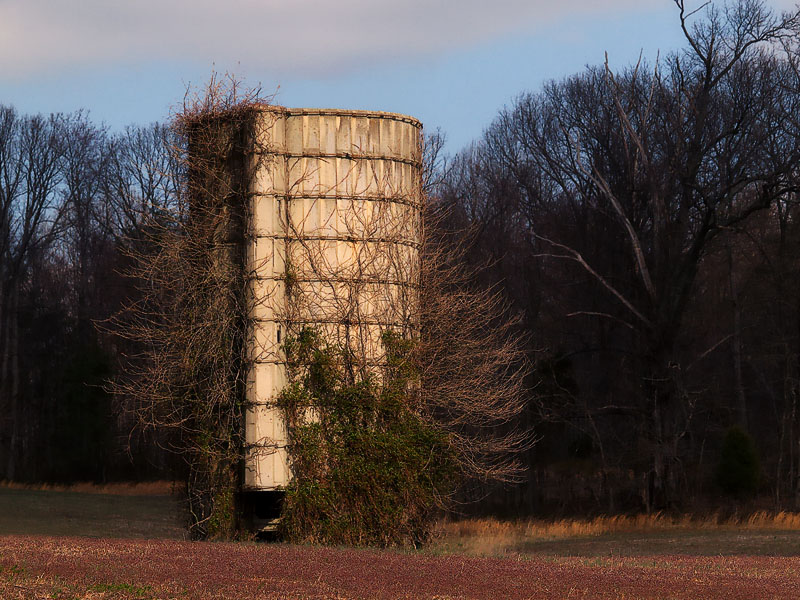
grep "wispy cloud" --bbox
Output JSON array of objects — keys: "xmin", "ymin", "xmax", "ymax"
[{"xmin": 1, "ymin": 0, "xmax": 674, "ymax": 80}]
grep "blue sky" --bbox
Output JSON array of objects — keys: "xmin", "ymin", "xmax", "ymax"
[{"xmin": 1, "ymin": 1, "xmax": 796, "ymax": 154}]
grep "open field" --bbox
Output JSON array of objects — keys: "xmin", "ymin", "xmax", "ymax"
[
  {"xmin": 2, "ymin": 487, "xmax": 800, "ymax": 598},
  {"xmin": 3, "ymin": 535, "xmax": 800, "ymax": 599},
  {"xmin": 0, "ymin": 486, "xmax": 185, "ymax": 539}
]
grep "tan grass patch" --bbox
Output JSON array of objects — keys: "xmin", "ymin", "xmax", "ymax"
[{"xmin": 434, "ymin": 512, "xmax": 800, "ymax": 555}]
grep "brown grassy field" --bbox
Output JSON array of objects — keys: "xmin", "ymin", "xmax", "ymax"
[
  {"xmin": 3, "ymin": 535, "xmax": 800, "ymax": 599},
  {"xmin": 2, "ymin": 487, "xmax": 800, "ymax": 598}
]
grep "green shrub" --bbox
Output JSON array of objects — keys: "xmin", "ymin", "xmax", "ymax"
[
  {"xmin": 277, "ymin": 328, "xmax": 456, "ymax": 546},
  {"xmin": 715, "ymin": 426, "xmax": 760, "ymax": 496}
]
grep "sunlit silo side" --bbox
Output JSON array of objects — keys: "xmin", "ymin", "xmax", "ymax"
[{"xmin": 243, "ymin": 107, "xmax": 423, "ymax": 496}]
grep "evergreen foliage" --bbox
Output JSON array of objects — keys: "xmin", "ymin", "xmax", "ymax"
[{"xmin": 716, "ymin": 426, "xmax": 760, "ymax": 496}]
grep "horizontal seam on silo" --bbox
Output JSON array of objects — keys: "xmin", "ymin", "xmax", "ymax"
[
  {"xmin": 249, "ymin": 192, "xmax": 422, "ymax": 209},
  {"xmin": 247, "ymin": 357, "xmax": 418, "ymax": 368},
  {"xmin": 284, "ymin": 112, "xmax": 421, "ymax": 127},
  {"xmin": 250, "ymin": 316, "xmax": 418, "ymax": 322},
  {"xmin": 256, "ymin": 107, "xmax": 422, "ymax": 127},
  {"xmin": 244, "ymin": 234, "xmax": 421, "ymax": 248},
  {"xmin": 246, "ymin": 273, "xmax": 419, "ymax": 290},
  {"xmin": 252, "ymin": 150, "xmax": 422, "ymax": 168},
  {"xmin": 246, "ymin": 277, "xmax": 419, "ymax": 286}
]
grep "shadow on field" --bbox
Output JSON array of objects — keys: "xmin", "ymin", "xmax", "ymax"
[
  {"xmin": 0, "ymin": 488, "xmax": 186, "ymax": 539},
  {"xmin": 434, "ymin": 528, "xmax": 800, "ymax": 558},
  {"xmin": 515, "ymin": 530, "xmax": 800, "ymax": 557}
]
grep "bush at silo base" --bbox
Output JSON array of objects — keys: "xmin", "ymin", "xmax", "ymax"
[{"xmin": 277, "ymin": 328, "xmax": 456, "ymax": 547}]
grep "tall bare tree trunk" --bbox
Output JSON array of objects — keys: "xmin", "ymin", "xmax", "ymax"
[
  {"xmin": 0, "ymin": 281, "xmax": 8, "ymax": 477},
  {"xmin": 5, "ymin": 281, "xmax": 19, "ymax": 480},
  {"xmin": 727, "ymin": 244, "xmax": 748, "ymax": 430},
  {"xmin": 795, "ymin": 292, "xmax": 800, "ymax": 508}
]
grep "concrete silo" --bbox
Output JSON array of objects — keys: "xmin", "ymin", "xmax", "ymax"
[{"xmin": 241, "ymin": 107, "xmax": 423, "ymax": 527}]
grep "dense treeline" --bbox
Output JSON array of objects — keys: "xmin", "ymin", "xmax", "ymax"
[
  {"xmin": 3, "ymin": 0, "xmax": 800, "ymax": 518},
  {"xmin": 438, "ymin": 0, "xmax": 800, "ymax": 513},
  {"xmin": 0, "ymin": 110, "xmax": 178, "ymax": 482}
]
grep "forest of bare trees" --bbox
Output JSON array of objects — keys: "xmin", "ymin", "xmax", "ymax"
[
  {"xmin": 0, "ymin": 110, "xmax": 179, "ymax": 483},
  {"xmin": 3, "ymin": 0, "xmax": 800, "ymax": 520},
  {"xmin": 439, "ymin": 0, "xmax": 800, "ymax": 514}
]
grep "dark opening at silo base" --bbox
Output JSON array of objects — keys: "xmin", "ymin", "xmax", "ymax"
[{"xmin": 241, "ymin": 490, "xmax": 285, "ymax": 537}]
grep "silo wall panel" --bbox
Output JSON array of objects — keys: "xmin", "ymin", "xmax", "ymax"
[{"xmin": 244, "ymin": 107, "xmax": 422, "ymax": 492}]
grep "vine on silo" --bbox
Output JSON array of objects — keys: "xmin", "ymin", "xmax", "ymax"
[
  {"xmin": 276, "ymin": 327, "xmax": 456, "ymax": 546},
  {"xmin": 110, "ymin": 74, "xmax": 273, "ymax": 540}
]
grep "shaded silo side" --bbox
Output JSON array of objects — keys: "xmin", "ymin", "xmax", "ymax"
[{"xmin": 243, "ymin": 107, "xmax": 423, "ymax": 496}]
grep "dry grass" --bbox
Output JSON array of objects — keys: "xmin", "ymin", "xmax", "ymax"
[
  {"xmin": 440, "ymin": 512, "xmax": 800, "ymax": 539},
  {"xmin": 0, "ymin": 480, "xmax": 178, "ymax": 496},
  {"xmin": 433, "ymin": 513, "xmax": 800, "ymax": 556}
]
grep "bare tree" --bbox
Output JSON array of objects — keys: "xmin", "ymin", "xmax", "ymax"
[
  {"xmin": 265, "ymin": 110, "xmax": 531, "ymax": 543},
  {"xmin": 417, "ymin": 204, "xmax": 532, "ymax": 484},
  {"xmin": 59, "ymin": 112, "xmax": 111, "ymax": 340},
  {"xmin": 270, "ymin": 120, "xmax": 531, "ymax": 481},
  {"xmin": 0, "ymin": 108, "xmax": 70, "ymax": 479},
  {"xmin": 110, "ymin": 76, "xmax": 269, "ymax": 538},
  {"xmin": 102, "ymin": 123, "xmax": 182, "ymax": 244},
  {"xmin": 456, "ymin": 0, "xmax": 800, "ymax": 510},
  {"xmin": 109, "ymin": 71, "xmax": 532, "ymax": 539}
]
